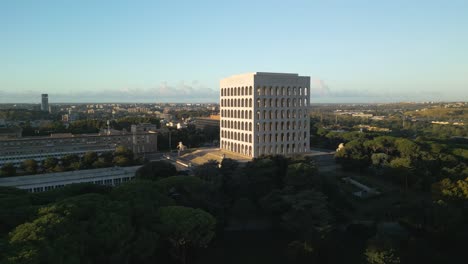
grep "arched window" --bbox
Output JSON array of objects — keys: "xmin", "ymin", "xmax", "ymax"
[
  {"xmin": 299, "ymin": 87, "xmax": 302, "ymax": 95},
  {"xmin": 287, "ymin": 87, "xmax": 291, "ymax": 96},
  {"xmin": 249, "ymin": 99, "xmax": 252, "ymax": 107},
  {"xmin": 249, "ymin": 86, "xmax": 252, "ymax": 95}
]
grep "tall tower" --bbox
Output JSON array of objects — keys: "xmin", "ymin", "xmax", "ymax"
[
  {"xmin": 41, "ymin": 94, "xmax": 49, "ymax": 112},
  {"xmin": 220, "ymin": 72, "xmax": 310, "ymax": 158}
]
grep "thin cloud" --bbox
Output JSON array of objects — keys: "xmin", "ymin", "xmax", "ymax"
[{"xmin": 0, "ymin": 81, "xmax": 219, "ymax": 103}]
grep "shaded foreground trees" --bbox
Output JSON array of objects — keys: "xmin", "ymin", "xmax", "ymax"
[{"xmin": 1, "ymin": 161, "xmax": 218, "ymax": 264}]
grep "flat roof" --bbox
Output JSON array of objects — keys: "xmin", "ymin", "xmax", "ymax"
[{"xmin": 0, "ymin": 166, "xmax": 141, "ymax": 188}]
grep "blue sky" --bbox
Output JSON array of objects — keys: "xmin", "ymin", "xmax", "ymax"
[{"xmin": 1, "ymin": 0, "xmax": 467, "ymax": 103}]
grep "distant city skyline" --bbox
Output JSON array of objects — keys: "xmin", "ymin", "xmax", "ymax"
[{"xmin": 1, "ymin": 1, "xmax": 467, "ymax": 103}]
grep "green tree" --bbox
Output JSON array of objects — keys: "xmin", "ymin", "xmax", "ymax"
[
  {"xmin": 433, "ymin": 177, "xmax": 468, "ymax": 201},
  {"xmin": 157, "ymin": 206, "xmax": 216, "ymax": 264},
  {"xmin": 7, "ymin": 194, "xmax": 133, "ymax": 264},
  {"xmin": 394, "ymin": 138, "xmax": 420, "ymax": 158},
  {"xmin": 284, "ymin": 162, "xmax": 318, "ymax": 189},
  {"xmin": 0, "ymin": 163, "xmax": 16, "ymax": 177},
  {"xmin": 364, "ymin": 136, "xmax": 397, "ymax": 155},
  {"xmin": 43, "ymin": 157, "xmax": 58, "ymax": 172},
  {"xmin": 0, "ymin": 187, "xmax": 34, "ymax": 235},
  {"xmin": 111, "ymin": 181, "xmax": 174, "ymax": 263},
  {"xmin": 155, "ymin": 176, "xmax": 215, "ymax": 211},
  {"xmin": 261, "ymin": 189, "xmax": 332, "ymax": 238},
  {"xmin": 365, "ymin": 237, "xmax": 400, "ymax": 264},
  {"xmin": 230, "ymin": 197, "xmax": 257, "ymax": 229},
  {"xmin": 193, "ymin": 160, "xmax": 221, "ymax": 187},
  {"xmin": 335, "ymin": 139, "xmax": 370, "ymax": 171},
  {"xmin": 21, "ymin": 159, "xmax": 38, "ymax": 175},
  {"xmin": 135, "ymin": 161, "xmax": 177, "ymax": 181},
  {"xmin": 389, "ymin": 157, "xmax": 413, "ymax": 190},
  {"xmin": 61, "ymin": 154, "xmax": 79, "ymax": 168},
  {"xmin": 244, "ymin": 158, "xmax": 277, "ymax": 200},
  {"xmin": 114, "ymin": 146, "xmax": 134, "ymax": 160},
  {"xmin": 83, "ymin": 152, "xmax": 98, "ymax": 168},
  {"xmin": 113, "ymin": 156, "xmax": 131, "ymax": 167}
]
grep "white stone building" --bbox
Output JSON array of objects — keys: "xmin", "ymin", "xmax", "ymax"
[{"xmin": 220, "ymin": 72, "xmax": 310, "ymax": 158}]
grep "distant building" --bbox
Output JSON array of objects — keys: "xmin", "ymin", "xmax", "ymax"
[
  {"xmin": 0, "ymin": 166, "xmax": 139, "ymax": 193},
  {"xmin": 0, "ymin": 124, "xmax": 158, "ymax": 167},
  {"xmin": 41, "ymin": 94, "xmax": 49, "ymax": 112},
  {"xmin": 193, "ymin": 115, "xmax": 220, "ymax": 130},
  {"xmin": 158, "ymin": 113, "xmax": 173, "ymax": 121},
  {"xmin": 0, "ymin": 127, "xmax": 23, "ymax": 140},
  {"xmin": 220, "ymin": 72, "xmax": 310, "ymax": 158},
  {"xmin": 131, "ymin": 123, "xmax": 157, "ymax": 133}
]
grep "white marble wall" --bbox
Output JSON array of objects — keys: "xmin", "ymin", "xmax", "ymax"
[{"xmin": 220, "ymin": 72, "xmax": 310, "ymax": 158}]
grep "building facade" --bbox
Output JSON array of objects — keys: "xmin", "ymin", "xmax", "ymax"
[
  {"xmin": 41, "ymin": 94, "xmax": 49, "ymax": 112},
  {"xmin": 220, "ymin": 72, "xmax": 310, "ymax": 158},
  {"xmin": 193, "ymin": 115, "xmax": 220, "ymax": 130},
  {"xmin": 0, "ymin": 166, "xmax": 139, "ymax": 193},
  {"xmin": 0, "ymin": 125, "xmax": 158, "ymax": 167}
]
